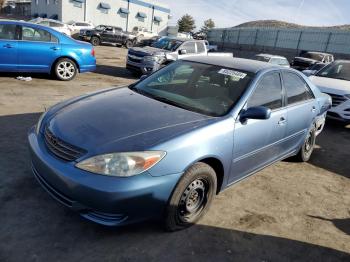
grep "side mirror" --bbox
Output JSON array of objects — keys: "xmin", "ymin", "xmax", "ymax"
[
  {"xmin": 140, "ymin": 74, "xmax": 148, "ymax": 81},
  {"xmin": 178, "ymin": 49, "xmax": 187, "ymax": 55},
  {"xmin": 240, "ymin": 106, "xmax": 271, "ymax": 122}
]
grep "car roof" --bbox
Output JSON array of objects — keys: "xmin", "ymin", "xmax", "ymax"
[
  {"xmin": 256, "ymin": 53, "xmax": 287, "ymax": 59},
  {"xmin": 183, "ymin": 56, "xmax": 278, "ymax": 73}
]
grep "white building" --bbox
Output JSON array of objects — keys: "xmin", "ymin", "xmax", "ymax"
[{"xmin": 31, "ymin": 0, "xmax": 170, "ymax": 34}]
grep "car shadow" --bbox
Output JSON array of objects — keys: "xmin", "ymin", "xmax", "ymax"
[
  {"xmin": 308, "ymin": 215, "xmax": 350, "ymax": 236},
  {"xmin": 0, "ymin": 72, "xmax": 55, "ymax": 81},
  {"xmin": 94, "ymin": 64, "xmax": 139, "ymax": 79},
  {"xmin": 309, "ymin": 120, "xmax": 350, "ymax": 178},
  {"xmin": 1, "ymin": 112, "xmax": 350, "ymax": 261}
]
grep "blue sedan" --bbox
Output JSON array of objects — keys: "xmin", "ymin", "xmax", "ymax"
[
  {"xmin": 0, "ymin": 20, "xmax": 96, "ymax": 81},
  {"xmin": 28, "ymin": 57, "xmax": 331, "ymax": 231}
]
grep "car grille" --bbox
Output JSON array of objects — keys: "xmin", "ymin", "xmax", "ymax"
[
  {"xmin": 44, "ymin": 127, "xmax": 86, "ymax": 162},
  {"xmin": 324, "ymin": 93, "xmax": 348, "ymax": 107}
]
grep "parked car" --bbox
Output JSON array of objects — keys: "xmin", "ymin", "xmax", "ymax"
[
  {"xmin": 67, "ymin": 21, "xmax": 94, "ymax": 33},
  {"xmin": 309, "ymin": 60, "xmax": 350, "ymax": 122},
  {"xmin": 302, "ymin": 62, "xmax": 327, "ymax": 76},
  {"xmin": 253, "ymin": 54, "xmax": 290, "ymax": 67},
  {"xmin": 135, "ymin": 35, "xmax": 163, "ymax": 47},
  {"xmin": 132, "ymin": 26, "xmax": 158, "ymax": 40},
  {"xmin": 79, "ymin": 25, "xmax": 136, "ymax": 48},
  {"xmin": 291, "ymin": 51, "xmax": 334, "ymax": 71},
  {"xmin": 126, "ymin": 37, "xmax": 231, "ymax": 74},
  {"xmin": 30, "ymin": 18, "xmax": 73, "ymax": 36},
  {"xmin": 28, "ymin": 57, "xmax": 330, "ymax": 231},
  {"xmin": 0, "ymin": 20, "xmax": 96, "ymax": 81}
]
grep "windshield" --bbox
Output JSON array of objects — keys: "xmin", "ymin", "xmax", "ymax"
[
  {"xmin": 301, "ymin": 52, "xmax": 324, "ymax": 61},
  {"xmin": 151, "ymin": 37, "xmax": 183, "ymax": 51},
  {"xmin": 130, "ymin": 61, "xmax": 254, "ymax": 116},
  {"xmin": 316, "ymin": 62, "xmax": 350, "ymax": 81},
  {"xmin": 95, "ymin": 25, "xmax": 106, "ymax": 30}
]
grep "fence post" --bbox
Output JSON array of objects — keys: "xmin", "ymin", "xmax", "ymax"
[
  {"xmin": 254, "ymin": 29, "xmax": 259, "ymax": 47},
  {"xmin": 237, "ymin": 28, "xmax": 241, "ymax": 45},
  {"xmin": 296, "ymin": 31, "xmax": 303, "ymax": 55},
  {"xmin": 221, "ymin": 29, "xmax": 227, "ymax": 50},
  {"xmin": 325, "ymin": 32, "xmax": 332, "ymax": 52},
  {"xmin": 274, "ymin": 30, "xmax": 280, "ymax": 49}
]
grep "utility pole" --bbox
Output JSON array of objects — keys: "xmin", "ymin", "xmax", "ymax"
[{"xmin": 84, "ymin": 0, "xmax": 87, "ymax": 21}]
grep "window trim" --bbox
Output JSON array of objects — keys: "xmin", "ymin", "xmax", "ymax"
[
  {"xmin": 247, "ymin": 70, "xmax": 285, "ymax": 112},
  {"xmin": 19, "ymin": 25, "xmax": 60, "ymax": 44},
  {"xmin": 281, "ymin": 71, "xmax": 315, "ymax": 108}
]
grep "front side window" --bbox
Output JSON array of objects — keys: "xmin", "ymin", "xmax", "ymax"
[
  {"xmin": 22, "ymin": 26, "xmax": 58, "ymax": 43},
  {"xmin": 130, "ymin": 61, "xmax": 254, "ymax": 116},
  {"xmin": 181, "ymin": 42, "xmax": 196, "ymax": 54},
  {"xmin": 283, "ymin": 72, "xmax": 314, "ymax": 105},
  {"xmin": 248, "ymin": 72, "xmax": 283, "ymax": 110},
  {"xmin": 0, "ymin": 24, "xmax": 17, "ymax": 40}
]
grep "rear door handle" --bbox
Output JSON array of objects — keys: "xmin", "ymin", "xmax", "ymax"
[
  {"xmin": 278, "ymin": 117, "xmax": 287, "ymax": 125},
  {"xmin": 3, "ymin": 44, "xmax": 13, "ymax": 48}
]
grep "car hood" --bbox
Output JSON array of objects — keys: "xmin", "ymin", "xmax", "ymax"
[
  {"xmin": 129, "ymin": 46, "xmax": 169, "ymax": 57},
  {"xmin": 47, "ymin": 87, "xmax": 213, "ymax": 154},
  {"xmin": 309, "ymin": 76, "xmax": 350, "ymax": 95}
]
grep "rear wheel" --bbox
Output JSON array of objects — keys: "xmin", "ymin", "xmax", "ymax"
[
  {"xmin": 295, "ymin": 126, "xmax": 316, "ymax": 162},
  {"xmin": 54, "ymin": 58, "xmax": 77, "ymax": 81},
  {"xmin": 125, "ymin": 39, "xmax": 134, "ymax": 49},
  {"xmin": 90, "ymin": 36, "xmax": 100, "ymax": 46},
  {"xmin": 164, "ymin": 162, "xmax": 217, "ymax": 231}
]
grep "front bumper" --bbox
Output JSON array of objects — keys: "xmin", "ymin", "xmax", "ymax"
[
  {"xmin": 28, "ymin": 126, "xmax": 182, "ymax": 226},
  {"xmin": 126, "ymin": 59, "xmax": 160, "ymax": 75}
]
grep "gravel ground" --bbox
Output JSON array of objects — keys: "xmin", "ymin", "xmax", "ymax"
[{"xmin": 0, "ymin": 46, "xmax": 349, "ymax": 262}]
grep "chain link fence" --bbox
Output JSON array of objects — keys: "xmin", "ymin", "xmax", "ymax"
[{"xmin": 208, "ymin": 27, "xmax": 350, "ymax": 57}]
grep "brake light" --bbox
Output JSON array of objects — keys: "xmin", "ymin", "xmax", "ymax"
[{"xmin": 91, "ymin": 48, "xmax": 95, "ymax": 57}]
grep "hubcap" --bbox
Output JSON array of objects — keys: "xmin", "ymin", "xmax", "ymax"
[
  {"xmin": 57, "ymin": 62, "xmax": 75, "ymax": 80},
  {"xmin": 178, "ymin": 179, "xmax": 208, "ymax": 222},
  {"xmin": 304, "ymin": 130, "xmax": 314, "ymax": 153}
]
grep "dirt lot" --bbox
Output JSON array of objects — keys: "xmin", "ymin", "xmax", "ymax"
[{"xmin": 0, "ymin": 46, "xmax": 350, "ymax": 262}]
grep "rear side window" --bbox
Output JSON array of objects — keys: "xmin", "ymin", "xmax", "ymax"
[
  {"xmin": 196, "ymin": 42, "xmax": 205, "ymax": 53},
  {"xmin": 22, "ymin": 26, "xmax": 58, "ymax": 43},
  {"xmin": 283, "ymin": 72, "xmax": 314, "ymax": 105},
  {"xmin": 248, "ymin": 72, "xmax": 283, "ymax": 110},
  {"xmin": 181, "ymin": 42, "xmax": 196, "ymax": 54},
  {"xmin": 0, "ymin": 24, "xmax": 17, "ymax": 40}
]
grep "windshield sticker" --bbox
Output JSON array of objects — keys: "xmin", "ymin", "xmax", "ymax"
[{"xmin": 218, "ymin": 69, "xmax": 247, "ymax": 80}]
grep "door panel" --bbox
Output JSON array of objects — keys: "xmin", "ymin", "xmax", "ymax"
[
  {"xmin": 0, "ymin": 40, "xmax": 18, "ymax": 71},
  {"xmin": 18, "ymin": 26, "xmax": 61, "ymax": 72},
  {"xmin": 229, "ymin": 71, "xmax": 287, "ymax": 183},
  {"xmin": 0, "ymin": 24, "xmax": 18, "ymax": 71},
  {"xmin": 230, "ymin": 109, "xmax": 287, "ymax": 183}
]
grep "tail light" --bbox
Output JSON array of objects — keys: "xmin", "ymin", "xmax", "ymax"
[{"xmin": 91, "ymin": 48, "xmax": 95, "ymax": 57}]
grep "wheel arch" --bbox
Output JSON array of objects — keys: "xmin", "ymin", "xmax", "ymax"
[{"xmin": 51, "ymin": 56, "xmax": 80, "ymax": 73}]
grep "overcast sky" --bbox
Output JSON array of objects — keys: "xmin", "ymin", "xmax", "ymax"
[{"xmin": 157, "ymin": 0, "xmax": 349, "ymax": 29}]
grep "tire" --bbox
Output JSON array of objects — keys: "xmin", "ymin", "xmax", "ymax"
[
  {"xmin": 295, "ymin": 125, "xmax": 316, "ymax": 162},
  {"xmin": 90, "ymin": 36, "xmax": 100, "ymax": 46},
  {"xmin": 164, "ymin": 162, "xmax": 217, "ymax": 231},
  {"xmin": 125, "ymin": 39, "xmax": 134, "ymax": 49},
  {"xmin": 54, "ymin": 58, "xmax": 78, "ymax": 81}
]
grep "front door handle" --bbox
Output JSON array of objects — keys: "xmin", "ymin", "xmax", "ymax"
[
  {"xmin": 278, "ymin": 117, "xmax": 287, "ymax": 125},
  {"xmin": 3, "ymin": 44, "xmax": 13, "ymax": 48},
  {"xmin": 312, "ymin": 106, "xmax": 317, "ymax": 112},
  {"xmin": 50, "ymin": 46, "xmax": 60, "ymax": 51}
]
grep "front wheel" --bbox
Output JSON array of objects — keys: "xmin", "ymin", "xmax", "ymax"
[
  {"xmin": 90, "ymin": 36, "xmax": 100, "ymax": 46},
  {"xmin": 125, "ymin": 39, "xmax": 134, "ymax": 49},
  {"xmin": 295, "ymin": 126, "xmax": 316, "ymax": 162},
  {"xmin": 54, "ymin": 58, "xmax": 78, "ymax": 81},
  {"xmin": 164, "ymin": 162, "xmax": 217, "ymax": 231}
]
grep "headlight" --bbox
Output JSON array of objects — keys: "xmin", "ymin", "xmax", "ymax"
[
  {"xmin": 75, "ymin": 151, "xmax": 166, "ymax": 177},
  {"xmin": 143, "ymin": 55, "xmax": 161, "ymax": 63},
  {"xmin": 35, "ymin": 111, "xmax": 48, "ymax": 134}
]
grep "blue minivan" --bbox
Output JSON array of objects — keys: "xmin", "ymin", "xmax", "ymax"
[{"xmin": 0, "ymin": 20, "xmax": 96, "ymax": 81}]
